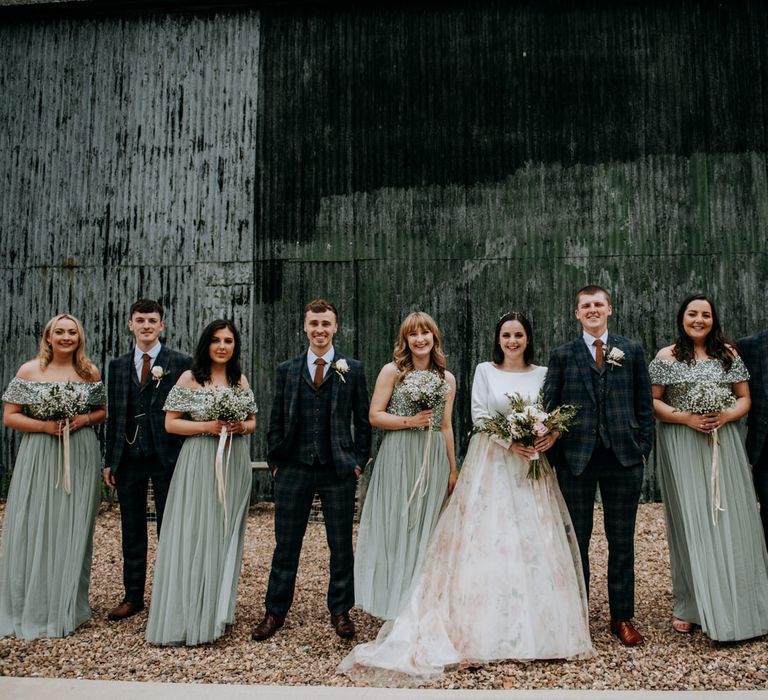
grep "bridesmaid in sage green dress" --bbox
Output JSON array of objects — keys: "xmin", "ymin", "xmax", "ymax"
[
  {"xmin": 146, "ymin": 319, "xmax": 256, "ymax": 646},
  {"xmin": 650, "ymin": 294, "xmax": 768, "ymax": 641},
  {"xmin": 0, "ymin": 314, "xmax": 104, "ymax": 639},
  {"xmin": 354, "ymin": 312, "xmax": 457, "ymax": 620}
]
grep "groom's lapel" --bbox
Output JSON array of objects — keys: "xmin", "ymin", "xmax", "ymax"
[
  {"xmin": 299, "ymin": 353, "xmax": 315, "ymax": 391},
  {"xmin": 574, "ymin": 338, "xmax": 597, "ymax": 404}
]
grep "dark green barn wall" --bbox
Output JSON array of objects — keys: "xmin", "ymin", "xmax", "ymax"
[
  {"xmin": 2, "ymin": 1, "xmax": 768, "ymax": 501},
  {"xmin": 0, "ymin": 9, "xmax": 262, "ymax": 492},
  {"xmin": 254, "ymin": 1, "xmax": 768, "ymax": 501}
]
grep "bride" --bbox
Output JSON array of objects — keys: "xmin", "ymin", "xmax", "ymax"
[{"xmin": 338, "ymin": 312, "xmax": 593, "ymax": 685}]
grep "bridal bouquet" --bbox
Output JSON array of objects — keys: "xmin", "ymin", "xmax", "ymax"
[
  {"xmin": 400, "ymin": 370, "xmax": 450, "ymax": 430},
  {"xmin": 36, "ymin": 382, "xmax": 86, "ymax": 420},
  {"xmin": 478, "ymin": 393, "xmax": 578, "ymax": 480}
]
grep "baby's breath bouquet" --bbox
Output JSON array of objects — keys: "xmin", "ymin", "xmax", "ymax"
[
  {"xmin": 400, "ymin": 370, "xmax": 450, "ymax": 430},
  {"xmin": 36, "ymin": 382, "xmax": 86, "ymax": 420},
  {"xmin": 400, "ymin": 370, "xmax": 450, "ymax": 521},
  {"xmin": 478, "ymin": 392, "xmax": 579, "ymax": 479},
  {"xmin": 208, "ymin": 386, "xmax": 254, "ymax": 530},
  {"xmin": 676, "ymin": 382, "xmax": 736, "ymax": 417},
  {"xmin": 209, "ymin": 386, "xmax": 253, "ymax": 422},
  {"xmin": 675, "ymin": 382, "xmax": 735, "ymax": 525}
]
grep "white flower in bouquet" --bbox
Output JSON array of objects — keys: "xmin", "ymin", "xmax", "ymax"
[
  {"xmin": 477, "ymin": 392, "xmax": 579, "ymax": 480},
  {"xmin": 677, "ymin": 382, "xmax": 735, "ymax": 415},
  {"xmin": 36, "ymin": 382, "xmax": 86, "ymax": 420},
  {"xmin": 209, "ymin": 387, "xmax": 253, "ymax": 422}
]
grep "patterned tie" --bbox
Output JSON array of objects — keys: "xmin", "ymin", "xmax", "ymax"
[
  {"xmin": 140, "ymin": 353, "xmax": 151, "ymax": 385},
  {"xmin": 594, "ymin": 339, "xmax": 604, "ymax": 369},
  {"xmin": 313, "ymin": 357, "xmax": 327, "ymax": 387}
]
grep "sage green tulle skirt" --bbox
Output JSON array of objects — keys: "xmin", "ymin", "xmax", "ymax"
[
  {"xmin": 0, "ymin": 429, "xmax": 100, "ymax": 639},
  {"xmin": 146, "ymin": 434, "xmax": 251, "ymax": 646},
  {"xmin": 354, "ymin": 429, "xmax": 450, "ymax": 620},
  {"xmin": 657, "ymin": 422, "xmax": 768, "ymax": 641}
]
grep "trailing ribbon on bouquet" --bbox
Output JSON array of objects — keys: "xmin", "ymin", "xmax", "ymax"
[
  {"xmin": 709, "ymin": 428, "xmax": 725, "ymax": 526},
  {"xmin": 405, "ymin": 428, "xmax": 434, "ymax": 530},
  {"xmin": 215, "ymin": 427, "xmax": 233, "ymax": 531},
  {"xmin": 55, "ymin": 418, "xmax": 72, "ymax": 496}
]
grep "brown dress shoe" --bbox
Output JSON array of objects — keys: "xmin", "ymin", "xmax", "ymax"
[
  {"xmin": 610, "ymin": 619, "xmax": 644, "ymax": 646},
  {"xmin": 107, "ymin": 600, "xmax": 144, "ymax": 621},
  {"xmin": 330, "ymin": 611, "xmax": 355, "ymax": 639},
  {"xmin": 252, "ymin": 612, "xmax": 285, "ymax": 641}
]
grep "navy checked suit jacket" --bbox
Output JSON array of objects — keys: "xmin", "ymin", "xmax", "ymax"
[
  {"xmin": 543, "ymin": 333, "xmax": 654, "ymax": 475},
  {"xmin": 266, "ymin": 351, "xmax": 372, "ymax": 477},
  {"xmin": 737, "ymin": 330, "xmax": 768, "ymax": 465},
  {"xmin": 105, "ymin": 346, "xmax": 192, "ymax": 473}
]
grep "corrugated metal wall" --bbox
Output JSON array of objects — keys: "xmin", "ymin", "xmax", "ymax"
[{"xmin": 2, "ymin": 2, "xmax": 768, "ymax": 500}]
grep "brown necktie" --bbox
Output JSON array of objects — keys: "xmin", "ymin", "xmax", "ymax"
[
  {"xmin": 313, "ymin": 358, "xmax": 327, "ymax": 387},
  {"xmin": 594, "ymin": 339, "xmax": 604, "ymax": 369},
  {"xmin": 140, "ymin": 353, "xmax": 151, "ymax": 385}
]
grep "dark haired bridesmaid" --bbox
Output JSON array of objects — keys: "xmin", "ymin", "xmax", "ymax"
[
  {"xmin": 650, "ymin": 294, "xmax": 768, "ymax": 640},
  {"xmin": 146, "ymin": 320, "xmax": 256, "ymax": 645}
]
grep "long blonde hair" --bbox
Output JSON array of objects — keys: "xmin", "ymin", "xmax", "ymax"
[
  {"xmin": 37, "ymin": 313, "xmax": 94, "ymax": 380},
  {"xmin": 392, "ymin": 311, "xmax": 446, "ymax": 380}
]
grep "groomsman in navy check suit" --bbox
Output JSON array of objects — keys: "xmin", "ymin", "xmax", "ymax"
[
  {"xmin": 544, "ymin": 285, "xmax": 654, "ymax": 646},
  {"xmin": 104, "ymin": 299, "xmax": 191, "ymax": 620},
  {"xmin": 737, "ymin": 329, "xmax": 768, "ymax": 543},
  {"xmin": 253, "ymin": 299, "xmax": 371, "ymax": 641}
]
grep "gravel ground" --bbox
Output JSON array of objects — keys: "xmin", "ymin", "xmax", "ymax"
[{"xmin": 0, "ymin": 502, "xmax": 767, "ymax": 690}]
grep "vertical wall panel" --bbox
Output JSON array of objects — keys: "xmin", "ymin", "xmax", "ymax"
[{"xmin": 0, "ymin": 10, "xmax": 260, "ymax": 487}]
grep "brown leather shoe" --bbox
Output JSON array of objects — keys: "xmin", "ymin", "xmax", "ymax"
[
  {"xmin": 330, "ymin": 611, "xmax": 355, "ymax": 639},
  {"xmin": 107, "ymin": 600, "xmax": 144, "ymax": 621},
  {"xmin": 251, "ymin": 612, "xmax": 285, "ymax": 641},
  {"xmin": 610, "ymin": 619, "xmax": 644, "ymax": 646}
]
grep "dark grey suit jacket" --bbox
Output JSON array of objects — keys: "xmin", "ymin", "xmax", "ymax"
[
  {"xmin": 105, "ymin": 345, "xmax": 191, "ymax": 473},
  {"xmin": 543, "ymin": 333, "xmax": 655, "ymax": 475},
  {"xmin": 266, "ymin": 350, "xmax": 371, "ymax": 477}
]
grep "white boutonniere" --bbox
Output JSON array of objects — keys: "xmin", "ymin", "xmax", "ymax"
[
  {"xmin": 332, "ymin": 359, "xmax": 349, "ymax": 383},
  {"xmin": 605, "ymin": 346, "xmax": 625, "ymax": 367},
  {"xmin": 151, "ymin": 365, "xmax": 171, "ymax": 387}
]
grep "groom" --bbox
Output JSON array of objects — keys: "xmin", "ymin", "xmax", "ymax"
[
  {"xmin": 104, "ymin": 299, "xmax": 191, "ymax": 620},
  {"xmin": 253, "ymin": 299, "xmax": 371, "ymax": 641},
  {"xmin": 544, "ymin": 285, "xmax": 654, "ymax": 646}
]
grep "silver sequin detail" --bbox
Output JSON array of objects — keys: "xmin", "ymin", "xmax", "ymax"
[
  {"xmin": 648, "ymin": 357, "xmax": 749, "ymax": 411},
  {"xmin": 163, "ymin": 386, "xmax": 257, "ymax": 421}
]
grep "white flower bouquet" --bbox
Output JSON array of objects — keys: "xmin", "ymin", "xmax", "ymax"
[
  {"xmin": 400, "ymin": 370, "xmax": 449, "ymax": 428},
  {"xmin": 478, "ymin": 392, "xmax": 579, "ymax": 479},
  {"xmin": 676, "ymin": 382, "xmax": 735, "ymax": 416},
  {"xmin": 209, "ymin": 387, "xmax": 253, "ymax": 422},
  {"xmin": 36, "ymin": 382, "xmax": 86, "ymax": 420}
]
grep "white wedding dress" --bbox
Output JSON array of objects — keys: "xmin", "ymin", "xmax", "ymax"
[{"xmin": 338, "ymin": 363, "xmax": 593, "ymax": 686}]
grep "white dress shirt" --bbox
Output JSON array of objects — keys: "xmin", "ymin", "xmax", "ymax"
[
  {"xmin": 307, "ymin": 347, "xmax": 335, "ymax": 381},
  {"xmin": 582, "ymin": 330, "xmax": 609, "ymax": 363}
]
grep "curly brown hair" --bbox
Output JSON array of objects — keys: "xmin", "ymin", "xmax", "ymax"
[{"xmin": 392, "ymin": 311, "xmax": 446, "ymax": 380}]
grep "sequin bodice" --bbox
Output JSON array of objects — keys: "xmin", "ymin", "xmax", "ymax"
[
  {"xmin": 648, "ymin": 357, "xmax": 749, "ymax": 411},
  {"xmin": 163, "ymin": 386, "xmax": 257, "ymax": 421},
  {"xmin": 387, "ymin": 375, "xmax": 447, "ymax": 431},
  {"xmin": 1, "ymin": 377, "xmax": 105, "ymax": 420}
]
